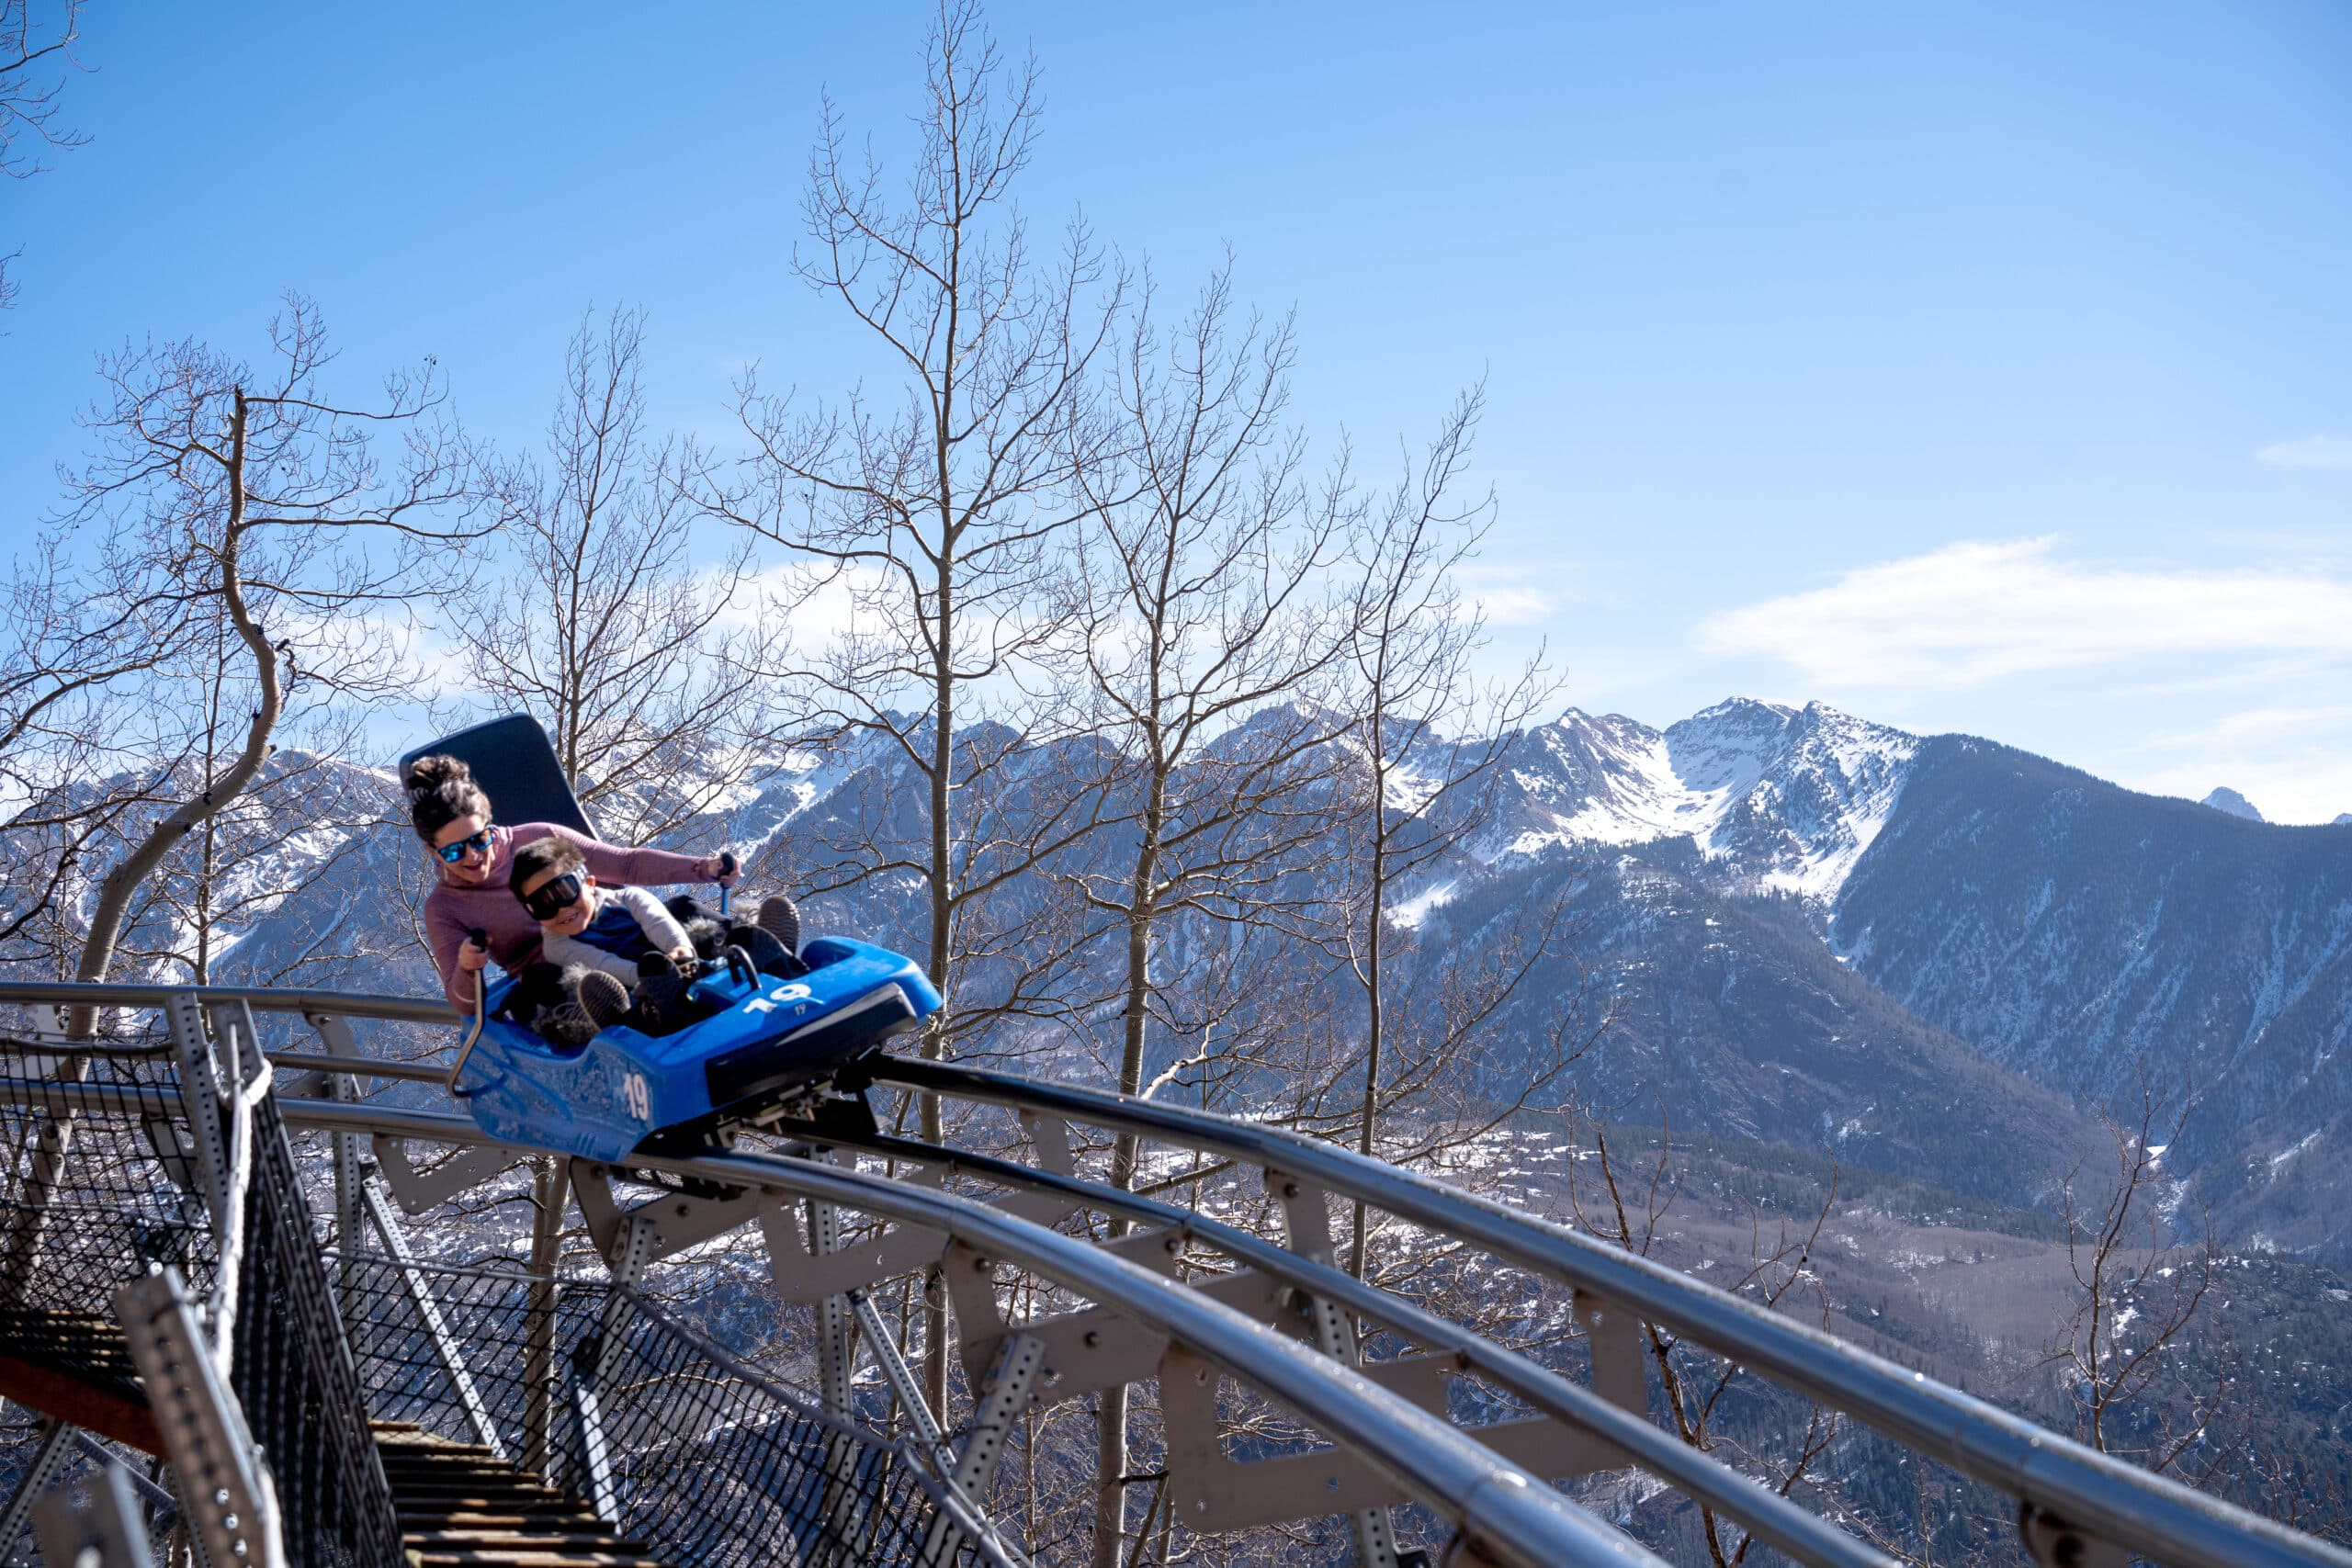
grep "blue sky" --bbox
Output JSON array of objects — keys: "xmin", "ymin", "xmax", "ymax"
[{"xmin": 4, "ymin": 3, "xmax": 2349, "ymax": 818}]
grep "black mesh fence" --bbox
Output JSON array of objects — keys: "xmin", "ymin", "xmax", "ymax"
[
  {"xmin": 0, "ymin": 1030, "xmax": 406, "ymax": 1568},
  {"xmin": 0, "ymin": 1003, "xmax": 1023, "ymax": 1567},
  {"xmin": 331, "ymin": 1251, "xmax": 1012, "ymax": 1567},
  {"xmin": 232, "ymin": 1096, "xmax": 407, "ymax": 1568},
  {"xmin": 0, "ymin": 1039, "xmax": 209, "ymax": 1341}
]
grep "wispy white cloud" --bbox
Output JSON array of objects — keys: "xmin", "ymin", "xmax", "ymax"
[
  {"xmin": 2256, "ymin": 435, "xmax": 2352, "ymax": 470},
  {"xmin": 1696, "ymin": 537, "xmax": 2352, "ymax": 689},
  {"xmin": 2145, "ymin": 704, "xmax": 2352, "ymax": 751},
  {"xmin": 1454, "ymin": 557, "xmax": 1588, "ymax": 628},
  {"xmin": 1470, "ymin": 584, "xmax": 1555, "ymax": 626}
]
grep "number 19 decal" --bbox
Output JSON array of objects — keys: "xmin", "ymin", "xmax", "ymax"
[{"xmin": 622, "ymin": 1071, "xmax": 650, "ymax": 1122}]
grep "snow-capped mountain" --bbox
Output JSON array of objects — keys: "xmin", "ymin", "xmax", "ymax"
[
  {"xmin": 1826, "ymin": 737, "xmax": 2352, "ymax": 1255},
  {"xmin": 1477, "ymin": 698, "xmax": 1918, "ymax": 899},
  {"xmin": 1399, "ymin": 699, "xmax": 2352, "ymax": 1256}
]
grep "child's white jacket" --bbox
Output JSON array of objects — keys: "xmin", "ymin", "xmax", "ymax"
[{"xmin": 538, "ymin": 885, "xmax": 692, "ymax": 984}]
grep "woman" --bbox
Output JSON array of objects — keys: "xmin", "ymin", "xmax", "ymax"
[{"xmin": 405, "ymin": 754, "xmax": 740, "ymax": 1012}]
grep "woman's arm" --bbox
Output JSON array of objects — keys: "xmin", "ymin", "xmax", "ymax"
[
  {"xmin": 525, "ymin": 823, "xmax": 726, "ymax": 889},
  {"xmin": 424, "ymin": 903, "xmax": 484, "ymax": 1013}
]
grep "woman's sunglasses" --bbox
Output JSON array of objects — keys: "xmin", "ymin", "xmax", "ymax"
[
  {"xmin": 436, "ymin": 827, "xmax": 495, "ymax": 864},
  {"xmin": 522, "ymin": 871, "xmax": 587, "ymax": 921}
]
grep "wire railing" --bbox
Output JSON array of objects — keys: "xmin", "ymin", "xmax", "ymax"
[
  {"xmin": 328, "ymin": 1250, "xmax": 1013, "ymax": 1567},
  {"xmin": 0, "ymin": 1031, "xmax": 406, "ymax": 1568},
  {"xmin": 233, "ymin": 1094, "xmax": 406, "ymax": 1568},
  {"xmin": 0, "ymin": 1040, "xmax": 207, "ymax": 1327}
]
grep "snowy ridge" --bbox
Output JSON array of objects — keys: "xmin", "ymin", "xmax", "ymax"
[{"xmin": 1484, "ymin": 697, "xmax": 1920, "ymax": 900}]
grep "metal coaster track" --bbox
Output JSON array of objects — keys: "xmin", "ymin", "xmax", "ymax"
[
  {"xmin": 282, "ymin": 1096, "xmax": 1661, "ymax": 1568},
  {"xmin": 2, "ymin": 979, "xmax": 2347, "ymax": 1568}
]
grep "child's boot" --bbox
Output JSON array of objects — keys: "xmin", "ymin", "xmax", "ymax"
[
  {"xmin": 577, "ymin": 969, "xmax": 633, "ymax": 1034},
  {"xmin": 729, "ymin": 921, "xmax": 808, "ymax": 980},
  {"xmin": 756, "ymin": 895, "xmax": 802, "ymax": 957},
  {"xmin": 632, "ymin": 951, "xmax": 703, "ymax": 1034}
]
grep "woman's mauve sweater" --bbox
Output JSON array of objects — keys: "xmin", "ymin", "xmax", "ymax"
[{"xmin": 424, "ymin": 822, "xmax": 721, "ymax": 1010}]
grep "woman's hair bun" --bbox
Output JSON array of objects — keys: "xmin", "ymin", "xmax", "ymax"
[
  {"xmin": 404, "ymin": 752, "xmax": 492, "ymax": 843},
  {"xmin": 404, "ymin": 753, "xmax": 474, "ymax": 797}
]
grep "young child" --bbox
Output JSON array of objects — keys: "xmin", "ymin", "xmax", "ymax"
[{"xmin": 506, "ymin": 838, "xmax": 805, "ymax": 1044}]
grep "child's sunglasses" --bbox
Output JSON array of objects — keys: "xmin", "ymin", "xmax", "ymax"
[
  {"xmin": 436, "ymin": 827, "xmax": 495, "ymax": 864},
  {"xmin": 522, "ymin": 871, "xmax": 587, "ymax": 921}
]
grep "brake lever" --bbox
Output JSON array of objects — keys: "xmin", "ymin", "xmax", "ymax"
[{"xmin": 447, "ymin": 926, "xmax": 492, "ymax": 1099}]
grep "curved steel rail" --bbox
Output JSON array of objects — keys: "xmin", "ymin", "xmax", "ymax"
[
  {"xmin": 875, "ymin": 1057, "xmax": 2350, "ymax": 1568},
  {"xmin": 7, "ymin": 1056, "xmax": 1880, "ymax": 1566},
  {"xmin": 277, "ymin": 1096, "xmax": 1663, "ymax": 1568},
  {"xmin": 786, "ymin": 1122, "xmax": 1893, "ymax": 1568},
  {"xmin": 0, "ymin": 980, "xmax": 458, "ymax": 1027}
]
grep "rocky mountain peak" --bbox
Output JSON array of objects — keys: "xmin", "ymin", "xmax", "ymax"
[
  {"xmin": 1477, "ymin": 698, "xmax": 1918, "ymax": 899},
  {"xmin": 2202, "ymin": 786, "xmax": 2266, "ymax": 822}
]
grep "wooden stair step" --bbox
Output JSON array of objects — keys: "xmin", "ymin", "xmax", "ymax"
[
  {"xmin": 408, "ymin": 1553, "xmax": 666, "ymax": 1568},
  {"xmin": 408, "ymin": 1540, "xmax": 653, "ymax": 1554},
  {"xmin": 370, "ymin": 1422, "xmax": 665, "ymax": 1568},
  {"xmin": 395, "ymin": 1514, "xmax": 602, "ymax": 1523},
  {"xmin": 402, "ymin": 1506, "xmax": 599, "ymax": 1517}
]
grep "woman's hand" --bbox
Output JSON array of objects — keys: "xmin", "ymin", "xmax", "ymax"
[
  {"xmin": 711, "ymin": 850, "xmax": 741, "ymax": 889},
  {"xmin": 666, "ymin": 944, "xmax": 697, "ymax": 969},
  {"xmin": 458, "ymin": 936, "xmax": 491, "ymax": 974}
]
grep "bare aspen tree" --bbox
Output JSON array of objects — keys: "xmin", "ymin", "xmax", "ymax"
[
  {"xmin": 1328, "ymin": 389, "xmax": 1558, "ymax": 1278},
  {"xmin": 2045, "ymin": 1069, "xmax": 2225, "ymax": 1481},
  {"xmin": 0, "ymin": 0, "xmax": 85, "ymax": 313},
  {"xmin": 0, "ymin": 297, "xmax": 474, "ymax": 1010},
  {"xmin": 1055, "ymin": 265, "xmax": 1349, "ymax": 1564},
  {"xmin": 0, "ymin": 533, "xmax": 182, "ymax": 975},
  {"xmin": 1571, "ymin": 1116, "xmax": 1842, "ymax": 1568},
  {"xmin": 454, "ymin": 305, "xmax": 764, "ymax": 847},
  {"xmin": 705, "ymin": 0, "xmax": 1119, "ymax": 1410},
  {"xmin": 110, "ymin": 601, "xmax": 387, "ymax": 987},
  {"xmin": 0, "ymin": 299, "xmax": 472, "ymax": 1302}
]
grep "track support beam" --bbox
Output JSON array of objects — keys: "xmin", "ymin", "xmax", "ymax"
[
  {"xmin": 1272, "ymin": 1171, "xmax": 1400, "ymax": 1568},
  {"xmin": 0, "ymin": 1417, "xmax": 75, "ymax": 1559}
]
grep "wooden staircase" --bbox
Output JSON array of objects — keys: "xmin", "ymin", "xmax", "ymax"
[
  {"xmin": 0, "ymin": 1306, "xmax": 668, "ymax": 1567},
  {"xmin": 368, "ymin": 1419, "xmax": 662, "ymax": 1568},
  {"xmin": 372, "ymin": 1423, "xmax": 666, "ymax": 1568}
]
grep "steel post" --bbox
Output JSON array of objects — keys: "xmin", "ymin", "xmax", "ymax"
[
  {"xmin": 114, "ymin": 1269, "xmax": 286, "ymax": 1568},
  {"xmin": 523, "ymin": 1154, "xmax": 569, "ymax": 1478},
  {"xmin": 1273, "ymin": 1171, "xmax": 1400, "ymax": 1568},
  {"xmin": 329, "ymin": 1071, "xmax": 366, "ymax": 1313},
  {"xmin": 0, "ymin": 1418, "xmax": 75, "ymax": 1559},
  {"xmin": 850, "ymin": 1287, "xmax": 956, "ymax": 1475},
  {"xmin": 782, "ymin": 1188, "xmax": 865, "ymax": 1562},
  {"xmin": 30, "ymin": 1459, "xmax": 153, "ymax": 1568},
  {"xmin": 567, "ymin": 1372, "xmax": 620, "ymax": 1524}
]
